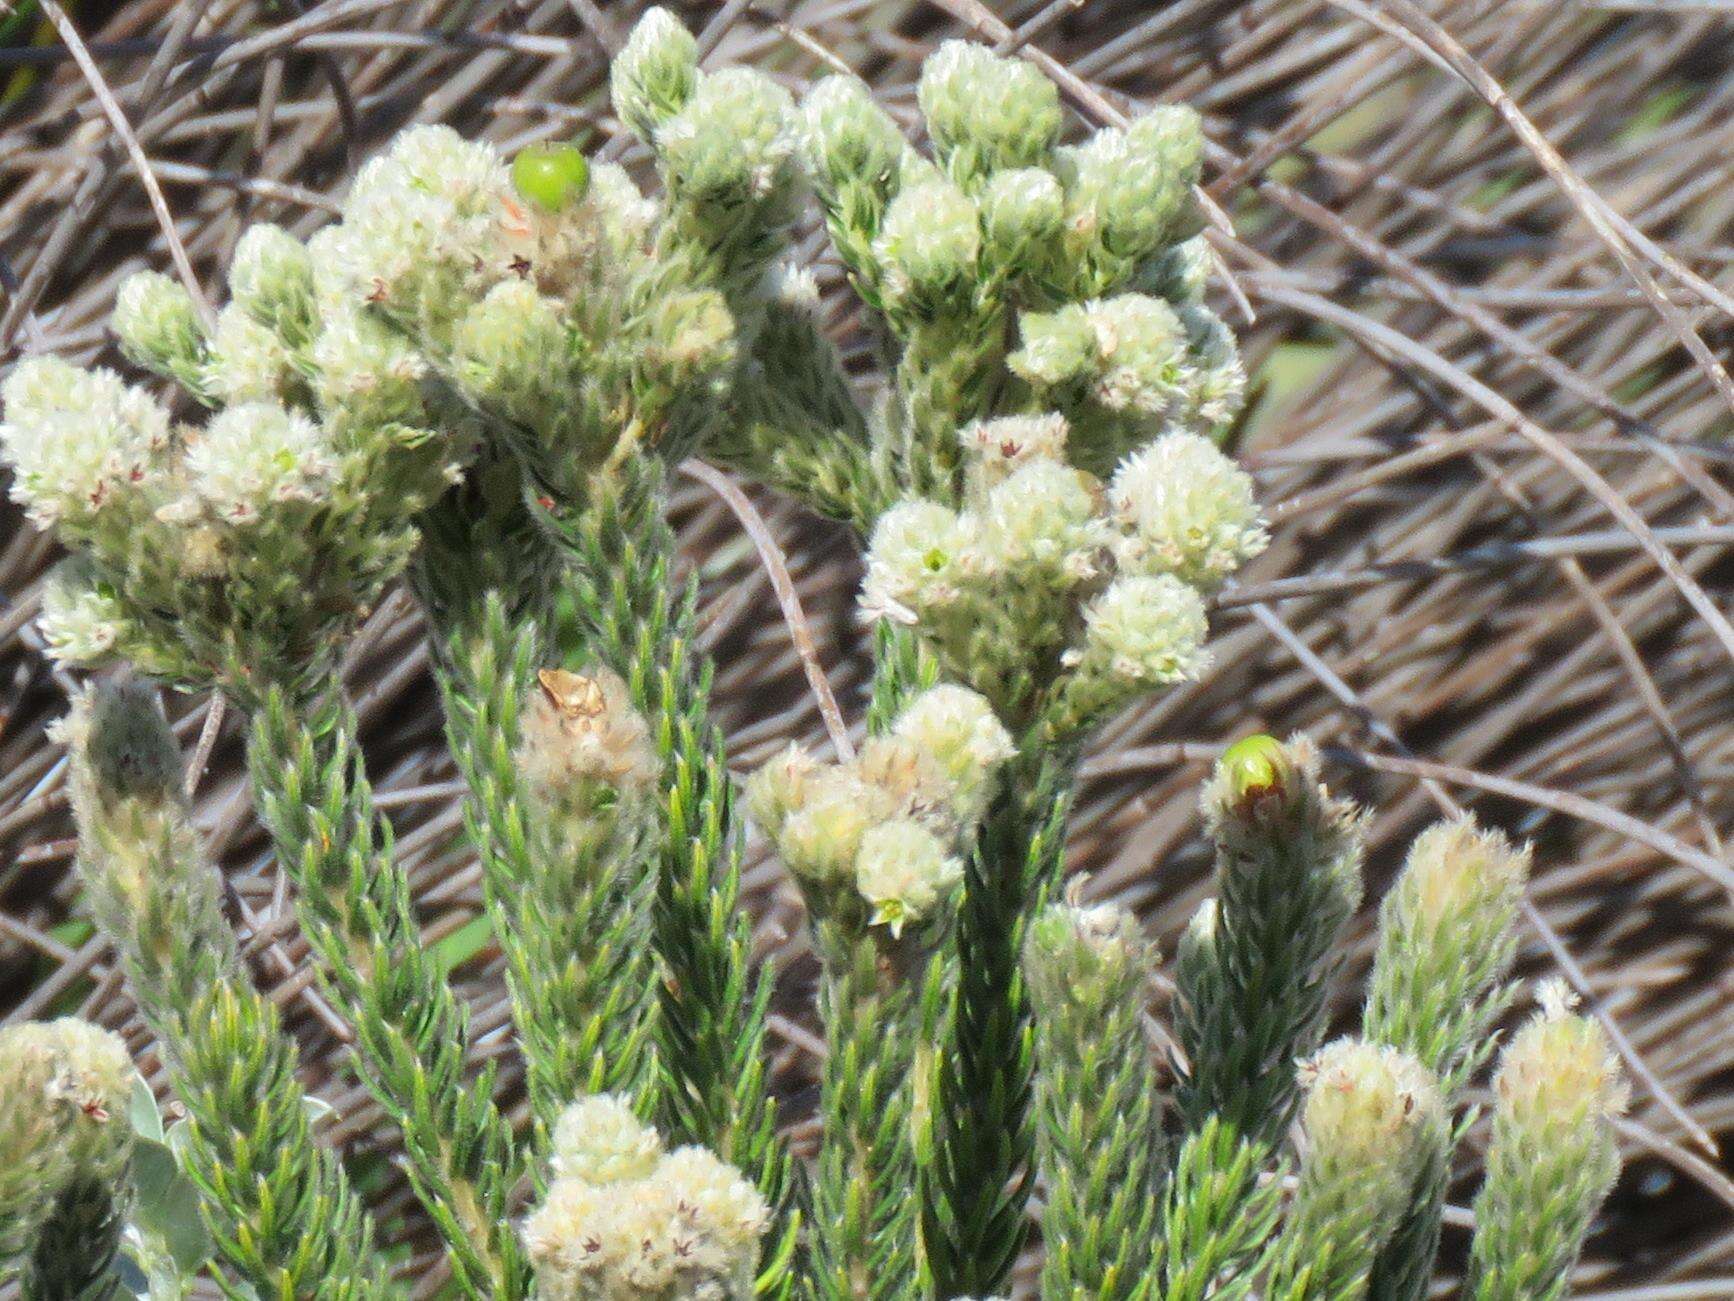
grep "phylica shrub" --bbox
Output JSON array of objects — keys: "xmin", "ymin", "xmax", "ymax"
[{"xmin": 0, "ymin": 12, "xmax": 1624, "ymax": 1300}]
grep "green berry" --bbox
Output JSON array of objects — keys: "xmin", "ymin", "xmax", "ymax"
[
  {"xmin": 1220, "ymin": 733, "xmax": 1288, "ymax": 800},
  {"xmin": 512, "ymin": 144, "xmax": 591, "ymax": 212}
]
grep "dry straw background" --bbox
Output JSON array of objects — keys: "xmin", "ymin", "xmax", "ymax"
[{"xmin": 2, "ymin": 0, "xmax": 1734, "ymax": 1293}]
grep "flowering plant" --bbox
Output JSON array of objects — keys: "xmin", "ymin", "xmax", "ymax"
[{"xmin": 0, "ymin": 13, "xmax": 1623, "ymax": 1300}]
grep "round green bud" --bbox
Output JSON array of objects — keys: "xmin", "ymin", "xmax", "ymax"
[
  {"xmin": 1220, "ymin": 733, "xmax": 1287, "ymax": 800},
  {"xmin": 512, "ymin": 144, "xmax": 591, "ymax": 213}
]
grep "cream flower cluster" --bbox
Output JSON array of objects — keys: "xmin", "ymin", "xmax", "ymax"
[
  {"xmin": 523, "ymin": 1095, "xmax": 769, "ymax": 1301},
  {"xmin": 861, "ymin": 413, "xmax": 1264, "ymax": 733},
  {"xmin": 3, "ymin": 227, "xmax": 464, "ymax": 696},
  {"xmin": 746, "ymin": 685, "xmax": 1014, "ymax": 938}
]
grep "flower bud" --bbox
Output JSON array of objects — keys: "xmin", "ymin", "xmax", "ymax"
[
  {"xmin": 610, "ymin": 7, "xmax": 699, "ymax": 143},
  {"xmin": 1108, "ymin": 431, "xmax": 1267, "ymax": 588},
  {"xmin": 1497, "ymin": 981, "xmax": 1628, "ymax": 1131},
  {"xmin": 979, "ymin": 166, "xmax": 1064, "ymax": 269},
  {"xmin": 798, "ymin": 74, "xmax": 908, "ymax": 208},
  {"xmin": 854, "ymin": 817, "xmax": 963, "ymax": 937},
  {"xmin": 656, "ymin": 68, "xmax": 797, "ymax": 212},
  {"xmin": 230, "ymin": 223, "xmax": 317, "ymax": 349},
  {"xmin": 450, "ymin": 278, "xmax": 573, "ymax": 431},
  {"xmin": 112, "ymin": 270, "xmax": 206, "ymax": 387},
  {"xmin": 1469, "ymin": 984, "xmax": 1625, "ymax": 1301},
  {"xmin": 874, "ymin": 179, "xmax": 981, "ymax": 313},
  {"xmin": 204, "ymin": 304, "xmax": 300, "ymax": 404},
  {"xmin": 1060, "ymin": 106, "xmax": 1203, "ymax": 266},
  {"xmin": 1024, "ymin": 901, "xmax": 1151, "ymax": 1025},
  {"xmin": 917, "ymin": 41, "xmax": 1061, "ymax": 187}
]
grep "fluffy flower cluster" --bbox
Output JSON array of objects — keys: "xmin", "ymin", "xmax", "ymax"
[
  {"xmin": 795, "ymin": 38, "xmax": 1241, "ymax": 490},
  {"xmin": 295, "ymin": 9, "xmax": 805, "ymax": 510},
  {"xmin": 746, "ymin": 685, "xmax": 1014, "ymax": 938},
  {"xmin": 799, "ymin": 40, "xmax": 1208, "ymax": 304},
  {"xmin": 862, "ymin": 412, "xmax": 1264, "ymax": 732},
  {"xmin": 3, "ymin": 222, "xmax": 466, "ymax": 697},
  {"xmin": 0, "ymin": 1018, "xmax": 135, "ymax": 1266},
  {"xmin": 523, "ymin": 1094, "xmax": 769, "ymax": 1300}
]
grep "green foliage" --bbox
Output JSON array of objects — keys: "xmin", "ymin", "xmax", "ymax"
[{"xmin": 1024, "ymin": 902, "xmax": 1165, "ymax": 1299}]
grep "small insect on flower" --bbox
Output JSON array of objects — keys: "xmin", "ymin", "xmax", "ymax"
[{"xmin": 512, "ymin": 143, "xmax": 592, "ymax": 213}]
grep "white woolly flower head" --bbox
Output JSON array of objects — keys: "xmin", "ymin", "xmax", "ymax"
[
  {"xmin": 336, "ymin": 125, "xmax": 512, "ymax": 331},
  {"xmin": 773, "ymin": 767, "xmax": 885, "ymax": 884},
  {"xmin": 550, "ymin": 1094, "xmax": 662, "ymax": 1186},
  {"xmin": 1297, "ymin": 1039, "xmax": 1444, "ymax": 1221},
  {"xmin": 976, "ymin": 458, "xmax": 1107, "ymax": 584},
  {"xmin": 112, "ymin": 270, "xmax": 205, "ymax": 380},
  {"xmin": 854, "ymin": 817, "xmax": 964, "ymax": 937},
  {"xmin": 917, "ymin": 40, "xmax": 1061, "ymax": 184},
  {"xmin": 610, "ymin": 6, "xmax": 699, "ymax": 143},
  {"xmin": 1072, "ymin": 573, "xmax": 1208, "ymax": 688},
  {"xmin": 860, "ymin": 499, "xmax": 976, "ymax": 623},
  {"xmin": 745, "ymin": 742, "xmax": 822, "ymax": 840},
  {"xmin": 310, "ymin": 306, "xmax": 431, "ymax": 429},
  {"xmin": 890, "ymin": 684, "xmax": 1014, "ymax": 820},
  {"xmin": 0, "ymin": 1017, "xmax": 135, "ymax": 1173},
  {"xmin": 204, "ymin": 305, "xmax": 299, "ymax": 404},
  {"xmin": 1081, "ymin": 295, "xmax": 1192, "ymax": 415},
  {"xmin": 0, "ymin": 358, "xmax": 171, "ymax": 532},
  {"xmin": 524, "ymin": 1109, "xmax": 768, "ymax": 1301},
  {"xmin": 179, "ymin": 401, "xmax": 336, "ymax": 523},
  {"xmin": 38, "ymin": 563, "xmax": 127, "ymax": 669},
  {"xmin": 958, "ymin": 412, "xmax": 1069, "ymax": 493},
  {"xmin": 1108, "ymin": 432, "xmax": 1267, "ymax": 588}
]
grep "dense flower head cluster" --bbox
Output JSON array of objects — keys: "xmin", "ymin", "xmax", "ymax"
[
  {"xmin": 746, "ymin": 684, "xmax": 1013, "ymax": 938},
  {"xmin": 861, "ymin": 412, "xmax": 1262, "ymax": 733},
  {"xmin": 2, "ymin": 234, "xmax": 465, "ymax": 698},
  {"xmin": 523, "ymin": 1094, "xmax": 769, "ymax": 1300}
]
